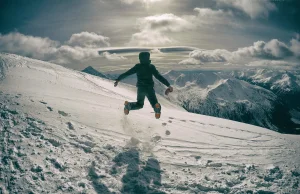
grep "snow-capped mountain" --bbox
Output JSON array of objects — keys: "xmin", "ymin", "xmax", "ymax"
[
  {"xmin": 1, "ymin": 53, "xmax": 299, "ymax": 193},
  {"xmin": 230, "ymin": 69, "xmax": 300, "ymax": 94},
  {"xmin": 151, "ymin": 70, "xmax": 298, "ymax": 133},
  {"xmin": 82, "ymin": 66, "xmax": 109, "ymax": 79},
  {"xmin": 230, "ymin": 69, "xmax": 300, "ymax": 110},
  {"xmin": 230, "ymin": 69, "xmax": 300, "ymax": 130}
]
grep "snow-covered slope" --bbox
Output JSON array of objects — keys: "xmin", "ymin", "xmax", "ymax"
[{"xmin": 0, "ymin": 53, "xmax": 300, "ymax": 194}]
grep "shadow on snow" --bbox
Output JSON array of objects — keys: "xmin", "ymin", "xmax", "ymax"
[{"xmin": 88, "ymin": 148, "xmax": 165, "ymax": 194}]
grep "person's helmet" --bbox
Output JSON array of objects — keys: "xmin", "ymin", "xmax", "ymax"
[{"xmin": 139, "ymin": 52, "xmax": 151, "ymax": 64}]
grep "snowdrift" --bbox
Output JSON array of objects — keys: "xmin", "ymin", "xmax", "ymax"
[{"xmin": 0, "ymin": 53, "xmax": 299, "ymax": 194}]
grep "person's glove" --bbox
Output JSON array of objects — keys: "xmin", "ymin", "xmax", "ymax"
[
  {"xmin": 114, "ymin": 80, "xmax": 119, "ymax": 87},
  {"xmin": 165, "ymin": 86, "xmax": 173, "ymax": 95}
]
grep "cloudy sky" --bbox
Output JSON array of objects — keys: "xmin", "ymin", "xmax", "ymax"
[{"xmin": 0, "ymin": 0, "xmax": 299, "ymax": 72}]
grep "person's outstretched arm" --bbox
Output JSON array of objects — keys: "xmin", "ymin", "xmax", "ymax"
[
  {"xmin": 114, "ymin": 65, "xmax": 137, "ymax": 87},
  {"xmin": 152, "ymin": 66, "xmax": 171, "ymax": 87},
  {"xmin": 117, "ymin": 65, "xmax": 138, "ymax": 81}
]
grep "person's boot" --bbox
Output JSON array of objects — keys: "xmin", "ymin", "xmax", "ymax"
[
  {"xmin": 124, "ymin": 101, "xmax": 130, "ymax": 115},
  {"xmin": 154, "ymin": 103, "xmax": 161, "ymax": 119}
]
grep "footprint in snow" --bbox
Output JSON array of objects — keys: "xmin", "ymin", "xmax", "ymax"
[
  {"xmin": 169, "ymin": 117, "xmax": 174, "ymax": 119},
  {"xmin": 81, "ymin": 134, "xmax": 94, "ymax": 141},
  {"xmin": 58, "ymin": 110, "xmax": 69, "ymax": 116},
  {"xmin": 46, "ymin": 157, "xmax": 66, "ymax": 171},
  {"xmin": 69, "ymin": 134, "xmax": 77, "ymax": 138},
  {"xmin": 47, "ymin": 106, "xmax": 53, "ymax": 111},
  {"xmin": 46, "ymin": 138, "xmax": 61, "ymax": 147},
  {"xmin": 125, "ymin": 137, "xmax": 140, "ymax": 148},
  {"xmin": 66, "ymin": 122, "xmax": 74, "ymax": 130},
  {"xmin": 162, "ymin": 123, "xmax": 167, "ymax": 126},
  {"xmin": 168, "ymin": 120, "xmax": 172, "ymax": 123},
  {"xmin": 151, "ymin": 135, "xmax": 162, "ymax": 143},
  {"xmin": 165, "ymin": 130, "xmax": 171, "ymax": 135},
  {"xmin": 31, "ymin": 165, "xmax": 43, "ymax": 173},
  {"xmin": 40, "ymin": 101, "xmax": 47, "ymax": 104},
  {"xmin": 194, "ymin": 156, "xmax": 201, "ymax": 160}
]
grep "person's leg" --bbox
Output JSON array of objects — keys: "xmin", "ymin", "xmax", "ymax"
[
  {"xmin": 129, "ymin": 87, "xmax": 146, "ymax": 110},
  {"xmin": 146, "ymin": 87, "xmax": 161, "ymax": 118},
  {"xmin": 146, "ymin": 87, "xmax": 159, "ymax": 109}
]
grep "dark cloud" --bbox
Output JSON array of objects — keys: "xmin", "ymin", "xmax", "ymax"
[
  {"xmin": 268, "ymin": 0, "xmax": 300, "ymax": 32},
  {"xmin": 98, "ymin": 46, "xmax": 197, "ymax": 54},
  {"xmin": 215, "ymin": 0, "xmax": 277, "ymax": 19}
]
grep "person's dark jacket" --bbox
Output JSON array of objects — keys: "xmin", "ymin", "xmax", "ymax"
[{"xmin": 116, "ymin": 63, "xmax": 170, "ymax": 88}]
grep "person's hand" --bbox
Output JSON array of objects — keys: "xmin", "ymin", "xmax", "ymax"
[
  {"xmin": 114, "ymin": 80, "xmax": 119, "ymax": 87},
  {"xmin": 165, "ymin": 86, "xmax": 173, "ymax": 95}
]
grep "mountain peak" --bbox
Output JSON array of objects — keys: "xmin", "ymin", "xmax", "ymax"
[
  {"xmin": 82, "ymin": 66, "xmax": 108, "ymax": 79},
  {"xmin": 83, "ymin": 66, "xmax": 95, "ymax": 71}
]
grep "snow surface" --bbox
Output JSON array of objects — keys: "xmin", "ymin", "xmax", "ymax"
[{"xmin": 0, "ymin": 53, "xmax": 300, "ymax": 194}]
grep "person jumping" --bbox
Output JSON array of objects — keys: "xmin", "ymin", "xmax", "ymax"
[{"xmin": 114, "ymin": 52, "xmax": 173, "ymax": 119}]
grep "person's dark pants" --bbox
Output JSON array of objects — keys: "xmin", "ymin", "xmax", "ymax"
[{"xmin": 129, "ymin": 86, "xmax": 159, "ymax": 111}]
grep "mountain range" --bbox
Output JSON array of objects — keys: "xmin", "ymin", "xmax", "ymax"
[{"xmin": 98, "ymin": 67, "xmax": 300, "ymax": 134}]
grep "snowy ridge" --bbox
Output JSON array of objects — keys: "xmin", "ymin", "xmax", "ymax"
[
  {"xmin": 82, "ymin": 66, "xmax": 109, "ymax": 79},
  {"xmin": 231, "ymin": 69, "xmax": 300, "ymax": 132},
  {"xmin": 153, "ymin": 70, "xmax": 295, "ymax": 132},
  {"xmin": 231, "ymin": 69, "xmax": 300, "ymax": 94},
  {"xmin": 0, "ymin": 53, "xmax": 300, "ymax": 193}
]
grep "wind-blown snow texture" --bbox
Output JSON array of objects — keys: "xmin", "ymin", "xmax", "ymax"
[{"xmin": 0, "ymin": 53, "xmax": 300, "ymax": 194}]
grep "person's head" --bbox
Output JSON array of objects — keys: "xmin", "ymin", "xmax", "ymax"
[{"xmin": 139, "ymin": 52, "xmax": 151, "ymax": 64}]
